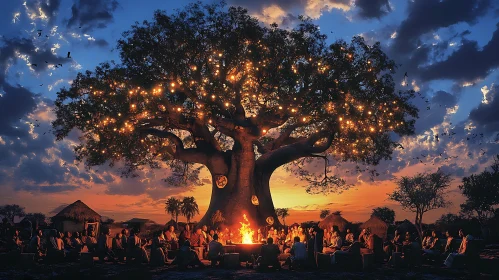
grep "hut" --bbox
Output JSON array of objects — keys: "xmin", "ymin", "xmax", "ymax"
[
  {"xmin": 318, "ymin": 212, "xmax": 350, "ymax": 233},
  {"xmin": 361, "ymin": 215, "xmax": 388, "ymax": 240},
  {"xmin": 52, "ymin": 200, "xmax": 101, "ymax": 235}
]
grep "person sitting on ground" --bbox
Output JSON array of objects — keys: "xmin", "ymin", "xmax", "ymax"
[
  {"xmin": 165, "ymin": 225, "xmax": 178, "ymax": 250},
  {"xmin": 47, "ymin": 230, "xmax": 65, "ymax": 262},
  {"xmin": 86, "ymin": 230, "xmax": 97, "ymax": 252},
  {"xmin": 323, "ymin": 230, "xmax": 343, "ymax": 254},
  {"xmin": 29, "ymin": 229, "xmax": 44, "ymax": 259},
  {"xmin": 443, "ymin": 230, "xmax": 455, "ymax": 258},
  {"xmin": 345, "ymin": 229, "xmax": 354, "ymax": 245},
  {"xmin": 10, "ymin": 229, "xmax": 23, "ymax": 252},
  {"xmin": 422, "ymin": 230, "xmax": 434, "ymax": 249},
  {"xmin": 423, "ymin": 230, "xmax": 441, "ymax": 256},
  {"xmin": 127, "ymin": 228, "xmax": 149, "ymax": 264},
  {"xmin": 444, "ymin": 228, "xmax": 473, "ymax": 268},
  {"xmin": 179, "ymin": 224, "xmax": 191, "ymax": 245},
  {"xmin": 201, "ymin": 225, "xmax": 208, "ymax": 241},
  {"xmin": 190, "ymin": 228, "xmax": 206, "ymax": 247},
  {"xmin": 207, "ymin": 229, "xmax": 215, "ymax": 243},
  {"xmin": 173, "ymin": 240, "xmax": 204, "ymax": 269},
  {"xmin": 97, "ymin": 228, "xmax": 115, "ymax": 262},
  {"xmin": 286, "ymin": 236, "xmax": 307, "ymax": 269},
  {"xmin": 71, "ymin": 232, "xmax": 83, "ymax": 252},
  {"xmin": 150, "ymin": 232, "xmax": 167, "ymax": 266},
  {"xmin": 121, "ymin": 229, "xmax": 128, "ymax": 252},
  {"xmin": 257, "ymin": 229, "xmax": 264, "ymax": 243},
  {"xmin": 257, "ymin": 237, "xmax": 281, "ymax": 270},
  {"xmin": 384, "ymin": 230, "xmax": 402, "ymax": 257},
  {"xmin": 207, "ymin": 233, "xmax": 224, "ymax": 267},
  {"xmin": 358, "ymin": 228, "xmax": 367, "ymax": 247},
  {"xmin": 112, "ymin": 232, "xmax": 125, "ymax": 262}
]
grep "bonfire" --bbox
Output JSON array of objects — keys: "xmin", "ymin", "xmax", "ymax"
[{"xmin": 239, "ymin": 214, "xmax": 255, "ymax": 244}]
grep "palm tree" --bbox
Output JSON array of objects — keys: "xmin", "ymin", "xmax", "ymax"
[
  {"xmin": 165, "ymin": 197, "xmax": 182, "ymax": 223},
  {"xmin": 320, "ymin": 209, "xmax": 330, "ymax": 219},
  {"xmin": 275, "ymin": 208, "xmax": 290, "ymax": 226},
  {"xmin": 181, "ymin": 196, "xmax": 199, "ymax": 223}
]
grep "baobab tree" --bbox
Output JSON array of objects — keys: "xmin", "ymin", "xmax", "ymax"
[{"xmin": 53, "ymin": 2, "xmax": 418, "ymax": 227}]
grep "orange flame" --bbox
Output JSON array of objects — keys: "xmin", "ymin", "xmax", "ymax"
[{"xmin": 239, "ymin": 214, "xmax": 254, "ymax": 244}]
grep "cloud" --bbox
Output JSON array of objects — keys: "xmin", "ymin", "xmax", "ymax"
[
  {"xmin": 67, "ymin": 0, "xmax": 119, "ymax": 32},
  {"xmin": 24, "ymin": 0, "xmax": 61, "ymax": 25},
  {"xmin": 354, "ymin": 0, "xmax": 391, "ymax": 19},
  {"xmin": 419, "ymin": 23, "xmax": 499, "ymax": 83},
  {"xmin": 0, "ymin": 84, "xmax": 37, "ymax": 137},
  {"xmin": 392, "ymin": 0, "xmax": 490, "ymax": 54},
  {"xmin": 469, "ymin": 83, "xmax": 499, "ymax": 134},
  {"xmin": 228, "ymin": 0, "xmax": 352, "ymax": 26}
]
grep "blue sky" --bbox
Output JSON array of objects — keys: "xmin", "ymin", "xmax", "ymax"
[{"xmin": 1, "ymin": 0, "xmax": 499, "ymax": 224}]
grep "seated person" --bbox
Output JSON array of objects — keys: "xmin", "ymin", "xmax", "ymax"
[
  {"xmin": 443, "ymin": 230, "xmax": 455, "ymax": 258},
  {"xmin": 10, "ymin": 229, "xmax": 23, "ymax": 252},
  {"xmin": 444, "ymin": 229, "xmax": 473, "ymax": 268},
  {"xmin": 47, "ymin": 231, "xmax": 65, "ymax": 262},
  {"xmin": 127, "ymin": 229, "xmax": 149, "ymax": 264},
  {"xmin": 207, "ymin": 233, "xmax": 224, "ymax": 266},
  {"xmin": 423, "ymin": 230, "xmax": 441, "ymax": 256},
  {"xmin": 190, "ymin": 228, "xmax": 207, "ymax": 259},
  {"xmin": 345, "ymin": 229, "xmax": 354, "ymax": 245},
  {"xmin": 173, "ymin": 240, "xmax": 204, "ymax": 269},
  {"xmin": 71, "ymin": 232, "xmax": 83, "ymax": 252},
  {"xmin": 384, "ymin": 230, "xmax": 403, "ymax": 257},
  {"xmin": 29, "ymin": 229, "xmax": 44, "ymax": 259},
  {"xmin": 257, "ymin": 237, "xmax": 281, "ymax": 270},
  {"xmin": 323, "ymin": 230, "xmax": 342, "ymax": 254},
  {"xmin": 112, "ymin": 232, "xmax": 125, "ymax": 262},
  {"xmin": 286, "ymin": 236, "xmax": 307, "ymax": 269},
  {"xmin": 150, "ymin": 233, "xmax": 167, "ymax": 266},
  {"xmin": 421, "ymin": 230, "xmax": 434, "ymax": 250},
  {"xmin": 97, "ymin": 228, "xmax": 115, "ymax": 262},
  {"xmin": 86, "ymin": 231, "xmax": 98, "ymax": 252},
  {"xmin": 332, "ymin": 241, "xmax": 361, "ymax": 265},
  {"xmin": 165, "ymin": 225, "xmax": 178, "ymax": 250}
]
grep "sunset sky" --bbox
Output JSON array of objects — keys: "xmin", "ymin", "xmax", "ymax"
[{"xmin": 1, "ymin": 0, "xmax": 499, "ymax": 226}]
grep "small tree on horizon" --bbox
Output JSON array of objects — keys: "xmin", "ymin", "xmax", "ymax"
[
  {"xmin": 165, "ymin": 197, "xmax": 183, "ymax": 223},
  {"xmin": 0, "ymin": 204, "xmax": 26, "ymax": 223},
  {"xmin": 372, "ymin": 206, "xmax": 395, "ymax": 224},
  {"xmin": 389, "ymin": 171, "xmax": 451, "ymax": 240},
  {"xmin": 181, "ymin": 196, "xmax": 200, "ymax": 223},
  {"xmin": 24, "ymin": 212, "xmax": 47, "ymax": 227},
  {"xmin": 275, "ymin": 208, "xmax": 290, "ymax": 226},
  {"xmin": 319, "ymin": 209, "xmax": 330, "ymax": 219},
  {"xmin": 459, "ymin": 155, "xmax": 499, "ymax": 225}
]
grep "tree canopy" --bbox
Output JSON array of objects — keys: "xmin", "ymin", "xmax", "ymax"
[
  {"xmin": 389, "ymin": 171, "xmax": 451, "ymax": 238},
  {"xmin": 371, "ymin": 206, "xmax": 395, "ymax": 224},
  {"xmin": 0, "ymin": 204, "xmax": 26, "ymax": 222},
  {"xmin": 459, "ymin": 155, "xmax": 499, "ymax": 224},
  {"xmin": 52, "ymin": 2, "xmax": 418, "ymax": 195}
]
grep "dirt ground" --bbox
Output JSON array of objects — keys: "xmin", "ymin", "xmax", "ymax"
[{"xmin": 0, "ymin": 259, "xmax": 497, "ymax": 280}]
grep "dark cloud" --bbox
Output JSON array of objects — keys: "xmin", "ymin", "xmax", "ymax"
[
  {"xmin": 420, "ymin": 23, "xmax": 499, "ymax": 82},
  {"xmin": 469, "ymin": 83, "xmax": 499, "ymax": 133},
  {"xmin": 93, "ymin": 39, "xmax": 109, "ymax": 48},
  {"xmin": 0, "ymin": 84, "xmax": 37, "ymax": 137},
  {"xmin": 392, "ymin": 0, "xmax": 490, "ymax": 54},
  {"xmin": 413, "ymin": 90, "xmax": 458, "ymax": 134},
  {"xmin": 355, "ymin": 0, "xmax": 391, "ymax": 19},
  {"xmin": 25, "ymin": 0, "xmax": 61, "ymax": 24},
  {"xmin": 228, "ymin": 0, "xmax": 304, "ymax": 11},
  {"xmin": 67, "ymin": 0, "xmax": 119, "ymax": 32}
]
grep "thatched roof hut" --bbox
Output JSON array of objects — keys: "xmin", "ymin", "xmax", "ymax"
[
  {"xmin": 318, "ymin": 212, "xmax": 350, "ymax": 233},
  {"xmin": 361, "ymin": 215, "xmax": 388, "ymax": 240},
  {"xmin": 52, "ymin": 200, "xmax": 101, "ymax": 222},
  {"xmin": 52, "ymin": 200, "xmax": 101, "ymax": 234},
  {"xmin": 396, "ymin": 219, "xmax": 417, "ymax": 234}
]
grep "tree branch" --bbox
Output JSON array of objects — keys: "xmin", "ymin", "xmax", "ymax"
[{"xmin": 140, "ymin": 128, "xmax": 209, "ymax": 165}]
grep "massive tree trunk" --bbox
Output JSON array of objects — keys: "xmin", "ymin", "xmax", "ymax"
[{"xmin": 198, "ymin": 140, "xmax": 280, "ymax": 228}]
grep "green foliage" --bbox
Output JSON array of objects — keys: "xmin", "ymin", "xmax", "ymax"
[
  {"xmin": 24, "ymin": 212, "xmax": 47, "ymax": 225},
  {"xmin": 371, "ymin": 206, "xmax": 395, "ymax": 224}
]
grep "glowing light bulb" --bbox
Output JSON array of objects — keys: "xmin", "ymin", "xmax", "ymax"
[
  {"xmin": 231, "ymin": 75, "xmax": 235, "ymax": 80},
  {"xmin": 171, "ymin": 82, "xmax": 175, "ymax": 87},
  {"xmin": 225, "ymin": 102, "xmax": 229, "ymax": 107},
  {"xmin": 262, "ymin": 129, "xmax": 267, "ymax": 134},
  {"xmin": 302, "ymin": 117, "xmax": 307, "ymax": 122},
  {"xmin": 339, "ymin": 117, "xmax": 343, "ymax": 121},
  {"xmin": 177, "ymin": 107, "xmax": 182, "ymax": 112},
  {"xmin": 211, "ymin": 95, "xmax": 216, "ymax": 99}
]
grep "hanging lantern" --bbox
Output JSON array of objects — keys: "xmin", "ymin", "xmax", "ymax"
[
  {"xmin": 215, "ymin": 175, "xmax": 228, "ymax": 188},
  {"xmin": 266, "ymin": 216, "xmax": 274, "ymax": 225},
  {"xmin": 251, "ymin": 195, "xmax": 259, "ymax": 205}
]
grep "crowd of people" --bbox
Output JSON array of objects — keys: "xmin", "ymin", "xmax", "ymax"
[{"xmin": 0, "ymin": 217, "xmax": 481, "ymax": 271}]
